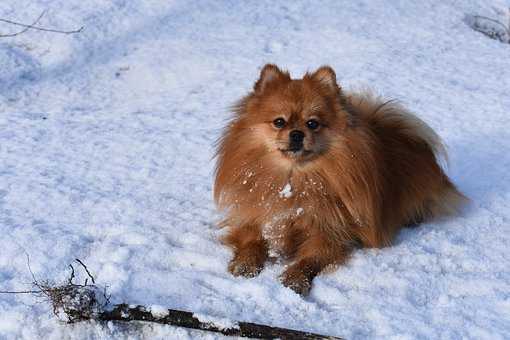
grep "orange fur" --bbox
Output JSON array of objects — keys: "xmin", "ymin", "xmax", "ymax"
[{"xmin": 214, "ymin": 64, "xmax": 467, "ymax": 295}]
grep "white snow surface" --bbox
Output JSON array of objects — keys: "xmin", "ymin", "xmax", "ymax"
[
  {"xmin": 279, "ymin": 183, "xmax": 293, "ymax": 198},
  {"xmin": 1, "ymin": 0, "xmax": 510, "ymax": 339},
  {"xmin": 193, "ymin": 313, "xmax": 239, "ymax": 331}
]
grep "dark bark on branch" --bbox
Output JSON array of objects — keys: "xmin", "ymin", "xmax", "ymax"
[{"xmin": 98, "ymin": 304, "xmax": 341, "ymax": 339}]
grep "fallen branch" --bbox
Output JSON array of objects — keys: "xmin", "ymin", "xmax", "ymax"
[
  {"xmin": 99, "ymin": 304, "xmax": 340, "ymax": 339},
  {"xmin": 0, "ymin": 259, "xmax": 341, "ymax": 339},
  {"xmin": 467, "ymin": 8, "xmax": 510, "ymax": 44},
  {"xmin": 0, "ymin": 11, "xmax": 83, "ymax": 37}
]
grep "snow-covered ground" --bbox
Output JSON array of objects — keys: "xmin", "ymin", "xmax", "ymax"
[{"xmin": 1, "ymin": 0, "xmax": 510, "ymax": 339}]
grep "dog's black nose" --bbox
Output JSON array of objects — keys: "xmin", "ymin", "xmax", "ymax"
[
  {"xmin": 290, "ymin": 130, "xmax": 305, "ymax": 143},
  {"xmin": 289, "ymin": 130, "xmax": 305, "ymax": 151}
]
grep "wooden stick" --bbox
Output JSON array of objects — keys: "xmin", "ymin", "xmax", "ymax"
[{"xmin": 98, "ymin": 304, "xmax": 341, "ymax": 339}]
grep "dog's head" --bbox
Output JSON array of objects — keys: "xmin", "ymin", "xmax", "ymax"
[{"xmin": 236, "ymin": 64, "xmax": 350, "ymax": 168}]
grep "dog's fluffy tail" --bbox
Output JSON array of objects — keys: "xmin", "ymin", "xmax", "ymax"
[
  {"xmin": 346, "ymin": 90, "xmax": 468, "ymax": 222},
  {"xmin": 427, "ymin": 176, "xmax": 469, "ymax": 219},
  {"xmin": 345, "ymin": 90, "xmax": 448, "ymax": 165}
]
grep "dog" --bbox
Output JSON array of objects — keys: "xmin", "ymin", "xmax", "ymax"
[{"xmin": 214, "ymin": 64, "xmax": 466, "ymax": 295}]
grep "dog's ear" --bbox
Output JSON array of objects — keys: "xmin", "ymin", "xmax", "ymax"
[
  {"xmin": 254, "ymin": 64, "xmax": 289, "ymax": 93},
  {"xmin": 310, "ymin": 66, "xmax": 341, "ymax": 93}
]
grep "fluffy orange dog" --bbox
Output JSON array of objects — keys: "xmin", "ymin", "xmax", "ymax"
[{"xmin": 214, "ymin": 64, "xmax": 466, "ymax": 295}]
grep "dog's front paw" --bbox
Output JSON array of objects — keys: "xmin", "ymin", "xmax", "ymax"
[
  {"xmin": 228, "ymin": 253, "xmax": 265, "ymax": 278},
  {"xmin": 280, "ymin": 266, "xmax": 312, "ymax": 296}
]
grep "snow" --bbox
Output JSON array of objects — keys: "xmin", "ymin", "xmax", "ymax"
[
  {"xmin": 193, "ymin": 313, "xmax": 239, "ymax": 331},
  {"xmin": 149, "ymin": 305, "xmax": 168, "ymax": 318},
  {"xmin": 1, "ymin": 0, "xmax": 510, "ymax": 339},
  {"xmin": 279, "ymin": 183, "xmax": 293, "ymax": 198}
]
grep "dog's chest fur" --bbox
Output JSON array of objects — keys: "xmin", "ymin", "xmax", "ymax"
[{"xmin": 252, "ymin": 178, "xmax": 330, "ymax": 257}]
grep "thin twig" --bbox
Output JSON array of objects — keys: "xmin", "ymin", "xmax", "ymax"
[
  {"xmin": 0, "ymin": 10, "xmax": 46, "ymax": 38},
  {"xmin": 0, "ymin": 11, "xmax": 83, "ymax": 37},
  {"xmin": 68, "ymin": 264, "xmax": 75, "ymax": 285},
  {"xmin": 75, "ymin": 258, "xmax": 95, "ymax": 284},
  {"xmin": 0, "ymin": 290, "xmax": 40, "ymax": 294},
  {"xmin": 25, "ymin": 252, "xmax": 37, "ymax": 285}
]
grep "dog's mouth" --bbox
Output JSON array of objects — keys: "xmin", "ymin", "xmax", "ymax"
[{"xmin": 279, "ymin": 148, "xmax": 313, "ymax": 158}]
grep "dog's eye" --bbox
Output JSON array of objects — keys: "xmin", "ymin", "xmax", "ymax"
[
  {"xmin": 273, "ymin": 118, "xmax": 286, "ymax": 129},
  {"xmin": 306, "ymin": 119, "xmax": 320, "ymax": 130}
]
